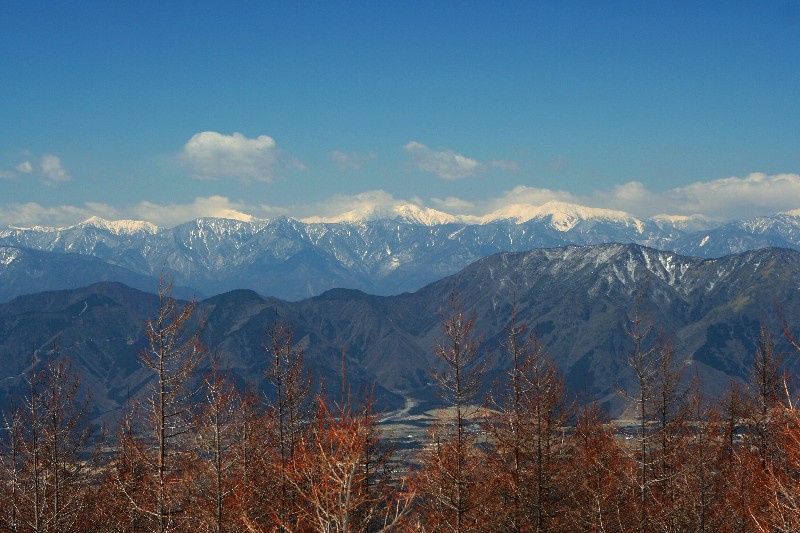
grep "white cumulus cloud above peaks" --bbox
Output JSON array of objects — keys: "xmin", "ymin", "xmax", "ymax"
[
  {"xmin": 0, "ymin": 202, "xmax": 116, "ymax": 228},
  {"xmin": 404, "ymin": 141, "xmax": 515, "ymax": 181},
  {"xmin": 180, "ymin": 131, "xmax": 305, "ymax": 182},
  {"xmin": 130, "ymin": 195, "xmax": 268, "ymax": 226},
  {"xmin": 299, "ymin": 190, "xmax": 401, "ymax": 222},
  {"xmin": 663, "ymin": 173, "xmax": 800, "ymax": 219},
  {"xmin": 1, "ymin": 154, "xmax": 71, "ymax": 186},
  {"xmin": 40, "ymin": 155, "xmax": 71, "ymax": 185},
  {"xmin": 430, "ymin": 196, "xmax": 476, "ymax": 213},
  {"xmin": 0, "ymin": 196, "xmax": 292, "ymax": 229},
  {"xmin": 441, "ymin": 172, "xmax": 800, "ymax": 222},
  {"xmin": 590, "ymin": 173, "xmax": 800, "ymax": 220},
  {"xmin": 493, "ymin": 185, "xmax": 578, "ymax": 208}
]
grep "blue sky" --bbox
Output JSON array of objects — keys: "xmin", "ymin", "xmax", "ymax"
[{"xmin": 1, "ymin": 1, "xmax": 799, "ymax": 227}]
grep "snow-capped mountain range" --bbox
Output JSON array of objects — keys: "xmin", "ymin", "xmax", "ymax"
[
  {"xmin": 1, "ymin": 201, "xmax": 800, "ymax": 301},
  {"xmin": 301, "ymin": 201, "xmax": 662, "ymax": 229}
]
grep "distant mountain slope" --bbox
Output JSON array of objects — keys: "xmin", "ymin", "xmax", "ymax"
[
  {"xmin": 674, "ymin": 212, "xmax": 800, "ymax": 257},
  {"xmin": 0, "ymin": 244, "xmax": 798, "ymax": 422},
  {"xmin": 2, "ymin": 205, "xmax": 800, "ymax": 299},
  {"xmin": 0, "ymin": 246, "xmax": 179, "ymax": 302}
]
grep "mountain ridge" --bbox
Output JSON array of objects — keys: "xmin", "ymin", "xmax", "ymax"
[
  {"xmin": 1, "ymin": 243, "xmax": 798, "ymax": 422},
  {"xmin": 2, "ymin": 203, "xmax": 800, "ymax": 301}
]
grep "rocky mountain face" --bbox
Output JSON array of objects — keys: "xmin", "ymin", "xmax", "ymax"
[
  {"xmin": 1, "ymin": 244, "xmax": 798, "ymax": 422},
  {"xmin": 1, "ymin": 204, "xmax": 800, "ymax": 301}
]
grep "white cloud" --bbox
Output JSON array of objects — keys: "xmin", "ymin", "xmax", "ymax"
[
  {"xmin": 489, "ymin": 186, "xmax": 579, "ymax": 211},
  {"xmin": 404, "ymin": 141, "xmax": 518, "ymax": 180},
  {"xmin": 430, "ymin": 174, "xmax": 800, "ymax": 222},
  {"xmin": 584, "ymin": 173, "xmax": 800, "ymax": 220},
  {"xmin": 130, "ymin": 174, "xmax": 800, "ymax": 223},
  {"xmin": 467, "ymin": 172, "xmax": 800, "ymax": 221},
  {"xmin": 658, "ymin": 172, "xmax": 800, "ymax": 220},
  {"xmin": 297, "ymin": 190, "xmax": 402, "ymax": 221},
  {"xmin": 2, "ymin": 172, "xmax": 799, "ymax": 229},
  {"xmin": 591, "ymin": 181, "xmax": 660, "ymax": 215},
  {"xmin": 404, "ymin": 141, "xmax": 485, "ymax": 181},
  {"xmin": 0, "ymin": 154, "xmax": 71, "ymax": 185},
  {"xmin": 330, "ymin": 150, "xmax": 376, "ymax": 171},
  {"xmin": 0, "ymin": 196, "xmax": 288, "ymax": 229},
  {"xmin": 0, "ymin": 202, "xmax": 113, "ymax": 228},
  {"xmin": 180, "ymin": 131, "xmax": 305, "ymax": 182},
  {"xmin": 131, "ymin": 196, "xmax": 263, "ymax": 227},
  {"xmin": 430, "ymin": 196, "xmax": 476, "ymax": 213},
  {"xmin": 40, "ymin": 154, "xmax": 71, "ymax": 185}
]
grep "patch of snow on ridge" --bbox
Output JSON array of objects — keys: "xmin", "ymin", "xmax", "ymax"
[
  {"xmin": 79, "ymin": 216, "xmax": 159, "ymax": 235},
  {"xmin": 8, "ymin": 224, "xmax": 69, "ymax": 232},
  {"xmin": 480, "ymin": 204, "xmax": 542, "ymax": 224},
  {"xmin": 392, "ymin": 204, "xmax": 460, "ymax": 225},
  {"xmin": 0, "ymin": 247, "xmax": 20, "ymax": 266}
]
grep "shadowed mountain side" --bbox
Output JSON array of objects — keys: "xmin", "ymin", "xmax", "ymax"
[
  {"xmin": 0, "ymin": 244, "xmax": 799, "ymax": 422},
  {"xmin": 0, "ymin": 246, "xmax": 196, "ymax": 303},
  {"xmin": 0, "ymin": 282, "xmax": 160, "ymax": 417},
  {"xmin": 413, "ymin": 245, "xmax": 800, "ymax": 413}
]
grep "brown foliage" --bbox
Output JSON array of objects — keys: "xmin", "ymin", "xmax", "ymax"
[
  {"xmin": 416, "ymin": 289, "xmax": 489, "ymax": 532},
  {"xmin": 6, "ymin": 285, "xmax": 800, "ymax": 532},
  {"xmin": 112, "ymin": 279, "xmax": 206, "ymax": 532},
  {"xmin": 558, "ymin": 404, "xmax": 636, "ymax": 532},
  {"xmin": 482, "ymin": 306, "xmax": 569, "ymax": 531},
  {"xmin": 276, "ymin": 393, "xmax": 414, "ymax": 532},
  {"xmin": 0, "ymin": 352, "xmax": 98, "ymax": 533}
]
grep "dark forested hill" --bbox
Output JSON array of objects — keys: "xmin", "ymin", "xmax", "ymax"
[{"xmin": 1, "ymin": 243, "xmax": 799, "ymax": 421}]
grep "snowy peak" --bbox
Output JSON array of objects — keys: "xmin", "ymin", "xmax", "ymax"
[
  {"xmin": 392, "ymin": 204, "xmax": 460, "ymax": 225},
  {"xmin": 78, "ymin": 216, "xmax": 159, "ymax": 235},
  {"xmin": 0, "ymin": 247, "xmax": 21, "ymax": 266},
  {"xmin": 187, "ymin": 216, "xmax": 269, "ymax": 232},
  {"xmin": 302, "ymin": 203, "xmax": 459, "ymax": 226},
  {"xmin": 481, "ymin": 201, "xmax": 643, "ymax": 232}
]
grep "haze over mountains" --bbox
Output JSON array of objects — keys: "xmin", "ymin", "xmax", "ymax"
[
  {"xmin": 1, "ymin": 243, "xmax": 799, "ymax": 422},
  {"xmin": 2, "ymin": 201, "xmax": 800, "ymax": 302}
]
